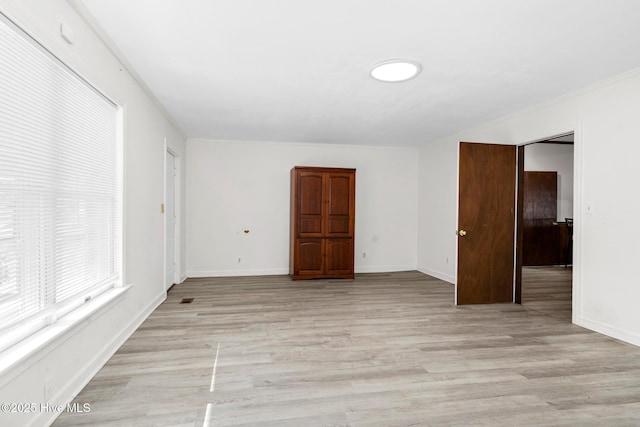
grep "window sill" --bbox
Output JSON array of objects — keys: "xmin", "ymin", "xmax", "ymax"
[{"xmin": 0, "ymin": 285, "xmax": 131, "ymax": 386}]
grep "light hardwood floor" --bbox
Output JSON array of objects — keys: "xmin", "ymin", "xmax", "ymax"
[{"xmin": 54, "ymin": 268, "xmax": 640, "ymax": 426}]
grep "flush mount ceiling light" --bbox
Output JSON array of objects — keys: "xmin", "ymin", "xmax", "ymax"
[{"xmin": 370, "ymin": 59, "xmax": 421, "ymax": 82}]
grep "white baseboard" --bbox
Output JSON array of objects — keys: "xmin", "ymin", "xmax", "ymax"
[
  {"xmin": 355, "ymin": 265, "xmax": 416, "ymax": 273},
  {"xmin": 417, "ymin": 266, "xmax": 455, "ymax": 284},
  {"xmin": 187, "ymin": 268, "xmax": 289, "ymax": 278},
  {"xmin": 575, "ymin": 316, "xmax": 640, "ymax": 348},
  {"xmin": 37, "ymin": 291, "xmax": 167, "ymax": 427},
  {"xmin": 189, "ymin": 266, "xmax": 421, "ymax": 278}
]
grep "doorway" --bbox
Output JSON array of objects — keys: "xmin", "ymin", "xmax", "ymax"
[
  {"xmin": 517, "ymin": 134, "xmax": 574, "ymax": 321},
  {"xmin": 165, "ymin": 148, "xmax": 177, "ymax": 290},
  {"xmin": 456, "ymin": 136, "xmax": 576, "ymax": 318}
]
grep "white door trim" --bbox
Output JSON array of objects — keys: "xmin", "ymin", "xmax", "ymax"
[{"xmin": 164, "ymin": 142, "xmax": 181, "ymax": 290}]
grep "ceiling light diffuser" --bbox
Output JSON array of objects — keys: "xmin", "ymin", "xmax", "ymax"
[{"xmin": 370, "ymin": 60, "xmax": 421, "ymax": 82}]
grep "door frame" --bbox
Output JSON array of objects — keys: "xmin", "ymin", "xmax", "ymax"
[
  {"xmin": 513, "ymin": 127, "xmax": 581, "ymax": 324},
  {"xmin": 455, "ymin": 124, "xmax": 582, "ymax": 323},
  {"xmin": 164, "ymin": 142, "xmax": 181, "ymax": 290}
]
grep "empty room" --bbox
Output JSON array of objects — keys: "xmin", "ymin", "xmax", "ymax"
[{"xmin": 2, "ymin": 0, "xmax": 640, "ymax": 426}]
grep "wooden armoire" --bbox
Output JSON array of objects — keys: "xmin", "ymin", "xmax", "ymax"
[
  {"xmin": 289, "ymin": 166, "xmax": 355, "ymax": 280},
  {"xmin": 522, "ymin": 171, "xmax": 571, "ymax": 266}
]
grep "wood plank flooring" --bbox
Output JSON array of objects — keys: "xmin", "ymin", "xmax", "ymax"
[{"xmin": 54, "ymin": 268, "xmax": 640, "ymax": 426}]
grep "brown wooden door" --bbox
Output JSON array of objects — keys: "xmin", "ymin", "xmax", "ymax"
[{"xmin": 457, "ymin": 142, "xmax": 517, "ymax": 305}]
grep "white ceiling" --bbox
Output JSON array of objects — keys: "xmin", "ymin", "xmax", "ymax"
[{"xmin": 78, "ymin": 0, "xmax": 640, "ymax": 147}]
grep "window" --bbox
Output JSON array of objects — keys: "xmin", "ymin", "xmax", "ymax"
[{"xmin": 0, "ymin": 13, "xmax": 121, "ymax": 353}]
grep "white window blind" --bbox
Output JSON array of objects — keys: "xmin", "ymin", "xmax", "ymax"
[{"xmin": 0, "ymin": 13, "xmax": 121, "ymax": 352}]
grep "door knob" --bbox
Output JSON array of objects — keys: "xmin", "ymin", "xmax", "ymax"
[{"xmin": 458, "ymin": 229, "xmax": 467, "ymax": 237}]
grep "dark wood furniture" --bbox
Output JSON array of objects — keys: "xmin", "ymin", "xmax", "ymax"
[
  {"xmin": 522, "ymin": 171, "xmax": 571, "ymax": 266},
  {"xmin": 564, "ymin": 218, "xmax": 573, "ymax": 267},
  {"xmin": 290, "ymin": 166, "xmax": 355, "ymax": 280}
]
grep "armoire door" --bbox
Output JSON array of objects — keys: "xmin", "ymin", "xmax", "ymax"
[
  {"xmin": 295, "ymin": 239, "xmax": 324, "ymax": 276},
  {"xmin": 297, "ymin": 171, "xmax": 324, "ymax": 237},
  {"xmin": 325, "ymin": 238, "xmax": 354, "ymax": 276},
  {"xmin": 325, "ymin": 172, "xmax": 355, "ymax": 237}
]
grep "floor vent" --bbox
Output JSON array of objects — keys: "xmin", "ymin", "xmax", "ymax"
[{"xmin": 180, "ymin": 298, "xmax": 194, "ymax": 304}]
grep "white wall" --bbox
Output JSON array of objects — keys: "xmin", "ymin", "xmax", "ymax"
[
  {"xmin": 418, "ymin": 68, "xmax": 640, "ymax": 348},
  {"xmin": 417, "ymin": 140, "xmax": 458, "ymax": 283},
  {"xmin": 525, "ymin": 143, "xmax": 574, "ymax": 221},
  {"xmin": 0, "ymin": 1, "xmax": 186, "ymax": 426},
  {"xmin": 186, "ymin": 139, "xmax": 418, "ymax": 277}
]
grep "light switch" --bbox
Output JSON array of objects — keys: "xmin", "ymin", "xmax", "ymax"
[{"xmin": 60, "ymin": 22, "xmax": 74, "ymax": 44}]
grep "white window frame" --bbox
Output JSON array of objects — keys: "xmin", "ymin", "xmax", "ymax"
[{"xmin": 0, "ymin": 11, "xmax": 125, "ymax": 358}]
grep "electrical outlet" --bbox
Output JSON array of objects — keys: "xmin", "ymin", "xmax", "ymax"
[
  {"xmin": 362, "ymin": 251, "xmax": 367, "ymax": 258},
  {"xmin": 236, "ymin": 256, "xmax": 241, "ymax": 263},
  {"xmin": 445, "ymin": 257, "xmax": 449, "ymax": 264}
]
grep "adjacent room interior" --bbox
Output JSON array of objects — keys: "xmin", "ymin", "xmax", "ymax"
[
  {"xmin": 2, "ymin": 1, "xmax": 640, "ymax": 426},
  {"xmin": 521, "ymin": 136, "xmax": 574, "ymax": 320}
]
